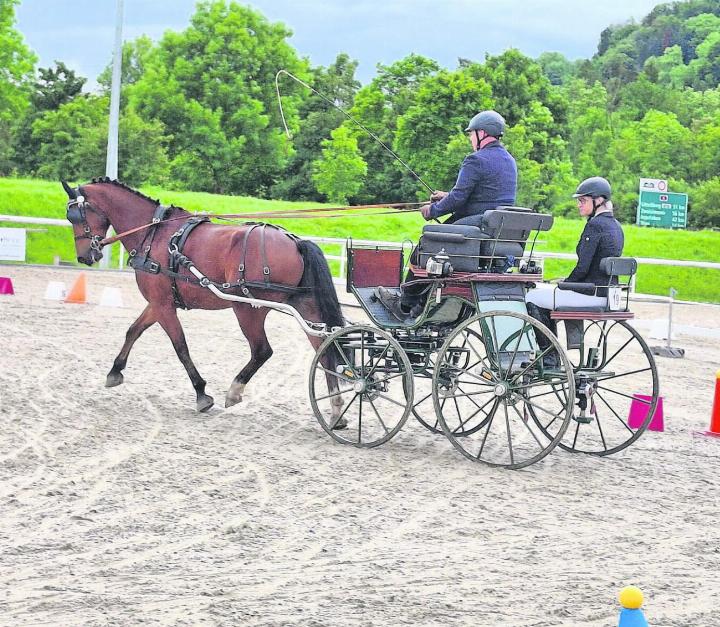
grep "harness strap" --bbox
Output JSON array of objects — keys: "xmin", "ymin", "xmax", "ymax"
[
  {"xmin": 238, "ymin": 224, "xmax": 260, "ymax": 297},
  {"xmin": 259, "ymin": 224, "xmax": 271, "ymax": 285},
  {"xmin": 168, "ymin": 217, "xmax": 210, "ymax": 309},
  {"xmin": 128, "ymin": 205, "xmax": 173, "ymax": 274}
]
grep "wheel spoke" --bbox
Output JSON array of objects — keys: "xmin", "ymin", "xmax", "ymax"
[
  {"xmin": 601, "ymin": 335, "xmax": 635, "ymax": 370},
  {"xmin": 596, "ymin": 385, "xmax": 652, "ymax": 405},
  {"xmin": 489, "ymin": 316, "xmax": 505, "ymax": 380},
  {"xmin": 330, "ymin": 392, "xmax": 359, "ymax": 429},
  {"xmin": 314, "ymin": 386, "xmax": 354, "ymax": 402},
  {"xmin": 503, "ymin": 401, "xmax": 514, "ymax": 465},
  {"xmin": 373, "ymin": 370, "xmax": 407, "ymax": 386},
  {"xmin": 374, "ymin": 392, "xmax": 408, "ymax": 409},
  {"xmin": 452, "ymin": 395, "xmax": 496, "ymax": 434},
  {"xmin": 510, "ymin": 403, "xmax": 545, "ymax": 451},
  {"xmin": 464, "ymin": 333, "xmax": 497, "ymax": 381},
  {"xmin": 358, "ymin": 394, "xmax": 363, "ymax": 444},
  {"xmin": 510, "ymin": 346, "xmax": 554, "ymax": 384},
  {"xmin": 506, "ymin": 320, "xmax": 528, "ymax": 375},
  {"xmin": 596, "ymin": 367, "xmax": 652, "ymax": 382},
  {"xmin": 448, "ymin": 389, "xmax": 497, "ymax": 400},
  {"xmin": 476, "ymin": 399, "xmax": 500, "ymax": 460},
  {"xmin": 593, "ymin": 402, "xmax": 608, "ymax": 451},
  {"xmin": 365, "ymin": 343, "xmax": 391, "ymax": 379},
  {"xmin": 332, "ymin": 340, "xmax": 353, "ymax": 369},
  {"xmin": 595, "ymin": 390, "xmax": 635, "ymax": 435},
  {"xmin": 318, "ymin": 365, "xmax": 355, "ymax": 384},
  {"xmin": 367, "ymin": 398, "xmax": 391, "ymax": 435}
]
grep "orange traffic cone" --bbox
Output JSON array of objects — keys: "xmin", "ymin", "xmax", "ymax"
[
  {"xmin": 64, "ymin": 272, "xmax": 87, "ymax": 304},
  {"xmin": 705, "ymin": 370, "xmax": 720, "ymax": 438}
]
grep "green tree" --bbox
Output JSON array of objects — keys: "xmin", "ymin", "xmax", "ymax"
[
  {"xmin": 347, "ymin": 54, "xmax": 439, "ymax": 202},
  {"xmin": 127, "ymin": 1, "xmax": 308, "ymax": 195},
  {"xmin": 13, "ymin": 61, "xmax": 86, "ymax": 175},
  {"xmin": 31, "ymin": 95, "xmax": 168, "ymax": 185},
  {"xmin": 312, "ymin": 125, "xmax": 367, "ymax": 204},
  {"xmin": 395, "ymin": 67, "xmax": 494, "ymax": 192},
  {"xmin": 271, "ymin": 53, "xmax": 361, "ymax": 201},
  {"xmin": 0, "ymin": 0, "xmax": 36, "ymax": 174},
  {"xmin": 537, "ymin": 52, "xmax": 575, "ymax": 86},
  {"xmin": 688, "ymin": 177, "xmax": 720, "ymax": 228}
]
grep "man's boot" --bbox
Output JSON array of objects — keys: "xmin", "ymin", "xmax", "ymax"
[{"xmin": 374, "ymin": 286, "xmax": 409, "ymax": 321}]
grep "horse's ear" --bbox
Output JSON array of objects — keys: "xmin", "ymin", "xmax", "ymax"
[{"xmin": 61, "ymin": 180, "xmax": 76, "ymax": 199}]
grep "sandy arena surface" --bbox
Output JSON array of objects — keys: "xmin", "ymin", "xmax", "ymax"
[{"xmin": 1, "ymin": 264, "xmax": 719, "ymax": 626}]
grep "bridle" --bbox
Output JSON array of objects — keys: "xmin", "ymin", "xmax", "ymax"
[{"xmin": 66, "ymin": 195, "xmax": 107, "ymax": 254}]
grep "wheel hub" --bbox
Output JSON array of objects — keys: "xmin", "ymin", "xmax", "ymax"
[{"xmin": 494, "ymin": 382, "xmax": 510, "ymax": 397}]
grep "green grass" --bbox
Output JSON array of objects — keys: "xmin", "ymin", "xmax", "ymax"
[{"xmin": 2, "ymin": 176, "xmax": 720, "ymax": 302}]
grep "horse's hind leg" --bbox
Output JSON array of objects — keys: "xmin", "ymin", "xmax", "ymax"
[
  {"xmin": 106, "ymin": 304, "xmax": 157, "ymax": 387},
  {"xmin": 156, "ymin": 306, "xmax": 214, "ymax": 412},
  {"xmin": 293, "ymin": 299, "xmax": 346, "ymax": 429},
  {"xmin": 225, "ymin": 305, "xmax": 273, "ymax": 408}
]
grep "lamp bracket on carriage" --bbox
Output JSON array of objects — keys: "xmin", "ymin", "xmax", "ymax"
[{"xmin": 426, "ymin": 250, "xmax": 453, "ymax": 278}]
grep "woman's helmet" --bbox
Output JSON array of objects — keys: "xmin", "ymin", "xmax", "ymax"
[
  {"xmin": 573, "ymin": 176, "xmax": 611, "ymax": 200},
  {"xmin": 465, "ymin": 110, "xmax": 505, "ymax": 137}
]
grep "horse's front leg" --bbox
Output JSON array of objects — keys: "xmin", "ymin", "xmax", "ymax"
[
  {"xmin": 106, "ymin": 304, "xmax": 157, "ymax": 387},
  {"xmin": 156, "ymin": 306, "xmax": 214, "ymax": 412}
]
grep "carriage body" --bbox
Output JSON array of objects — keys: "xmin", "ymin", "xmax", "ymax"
[{"xmin": 309, "ymin": 208, "xmax": 659, "ymax": 469}]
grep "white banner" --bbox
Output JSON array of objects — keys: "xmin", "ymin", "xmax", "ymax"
[
  {"xmin": 639, "ymin": 178, "xmax": 668, "ymax": 193},
  {"xmin": 0, "ymin": 228, "xmax": 27, "ymax": 261}
]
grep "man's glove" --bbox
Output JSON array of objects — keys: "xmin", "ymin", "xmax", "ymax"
[
  {"xmin": 430, "ymin": 190, "xmax": 448, "ymax": 202},
  {"xmin": 420, "ymin": 204, "xmax": 433, "ymax": 220}
]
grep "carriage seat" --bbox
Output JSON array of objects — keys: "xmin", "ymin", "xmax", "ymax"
[
  {"xmin": 418, "ymin": 208, "xmax": 554, "ymax": 273},
  {"xmin": 552, "ymin": 257, "xmax": 637, "ymax": 316}
]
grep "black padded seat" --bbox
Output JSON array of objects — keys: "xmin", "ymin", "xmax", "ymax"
[{"xmin": 418, "ymin": 209, "xmax": 554, "ymax": 272}]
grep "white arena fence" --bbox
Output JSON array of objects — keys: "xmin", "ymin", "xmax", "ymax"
[{"xmin": 3, "ymin": 214, "xmax": 720, "ymax": 294}]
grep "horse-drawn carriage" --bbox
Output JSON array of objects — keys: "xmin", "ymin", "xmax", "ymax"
[
  {"xmin": 64, "ymin": 181, "xmax": 658, "ymax": 470},
  {"xmin": 308, "ymin": 207, "xmax": 659, "ymax": 469}
]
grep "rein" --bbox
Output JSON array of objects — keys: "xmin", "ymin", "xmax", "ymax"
[{"xmin": 99, "ymin": 201, "xmax": 425, "ymax": 248}]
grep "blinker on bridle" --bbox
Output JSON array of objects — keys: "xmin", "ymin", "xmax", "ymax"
[{"xmin": 67, "ymin": 195, "xmax": 106, "ymax": 252}]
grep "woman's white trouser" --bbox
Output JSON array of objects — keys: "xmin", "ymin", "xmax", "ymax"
[{"xmin": 525, "ymin": 283, "xmax": 607, "ymax": 309}]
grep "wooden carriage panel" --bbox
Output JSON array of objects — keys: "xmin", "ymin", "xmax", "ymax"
[{"xmin": 348, "ymin": 247, "xmax": 404, "ymax": 289}]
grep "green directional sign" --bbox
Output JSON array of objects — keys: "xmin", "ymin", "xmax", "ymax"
[{"xmin": 636, "ymin": 190, "xmax": 688, "ymax": 228}]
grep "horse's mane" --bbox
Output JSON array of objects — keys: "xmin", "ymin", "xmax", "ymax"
[{"xmin": 86, "ymin": 177, "xmax": 162, "ymax": 206}]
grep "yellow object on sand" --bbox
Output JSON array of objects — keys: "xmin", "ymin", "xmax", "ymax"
[{"xmin": 619, "ymin": 586, "xmax": 644, "ymax": 609}]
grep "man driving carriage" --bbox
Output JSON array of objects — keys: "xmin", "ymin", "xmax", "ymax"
[{"xmin": 376, "ymin": 110, "xmax": 518, "ymax": 321}]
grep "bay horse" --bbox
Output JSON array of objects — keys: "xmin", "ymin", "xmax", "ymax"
[{"xmin": 62, "ymin": 178, "xmax": 346, "ymax": 420}]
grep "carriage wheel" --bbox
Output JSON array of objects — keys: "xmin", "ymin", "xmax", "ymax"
[
  {"xmin": 531, "ymin": 319, "xmax": 659, "ymax": 456},
  {"xmin": 309, "ymin": 325, "xmax": 414, "ymax": 448},
  {"xmin": 412, "ymin": 333, "xmax": 491, "ymax": 437},
  {"xmin": 433, "ymin": 312, "xmax": 575, "ymax": 469}
]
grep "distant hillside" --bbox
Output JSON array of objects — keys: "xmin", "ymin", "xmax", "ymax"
[{"xmin": 593, "ymin": 0, "xmax": 720, "ymax": 89}]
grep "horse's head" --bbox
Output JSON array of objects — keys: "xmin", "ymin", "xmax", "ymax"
[{"xmin": 62, "ymin": 181, "xmax": 110, "ymax": 266}]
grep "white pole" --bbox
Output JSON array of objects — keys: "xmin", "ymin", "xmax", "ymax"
[{"xmin": 103, "ymin": 0, "xmax": 124, "ymax": 269}]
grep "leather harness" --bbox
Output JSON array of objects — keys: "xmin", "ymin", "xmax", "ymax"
[{"xmin": 128, "ymin": 213, "xmax": 309, "ymax": 309}]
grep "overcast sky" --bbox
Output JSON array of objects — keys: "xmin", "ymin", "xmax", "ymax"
[{"xmin": 16, "ymin": 0, "xmax": 663, "ymax": 86}]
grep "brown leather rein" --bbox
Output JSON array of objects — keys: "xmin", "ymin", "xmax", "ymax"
[{"xmin": 99, "ymin": 201, "xmax": 424, "ymax": 248}]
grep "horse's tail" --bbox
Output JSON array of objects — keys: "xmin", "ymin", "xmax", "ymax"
[{"xmin": 294, "ymin": 239, "xmax": 345, "ymax": 330}]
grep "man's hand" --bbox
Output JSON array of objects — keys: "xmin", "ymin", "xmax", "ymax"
[
  {"xmin": 420, "ymin": 204, "xmax": 433, "ymax": 220},
  {"xmin": 430, "ymin": 190, "xmax": 448, "ymax": 202}
]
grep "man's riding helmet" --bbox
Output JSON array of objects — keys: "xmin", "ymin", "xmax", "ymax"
[
  {"xmin": 572, "ymin": 176, "xmax": 611, "ymax": 200},
  {"xmin": 465, "ymin": 110, "xmax": 506, "ymax": 138}
]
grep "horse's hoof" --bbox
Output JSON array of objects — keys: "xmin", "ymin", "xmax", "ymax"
[
  {"xmin": 224, "ymin": 394, "xmax": 242, "ymax": 408},
  {"xmin": 197, "ymin": 395, "xmax": 214, "ymax": 413},
  {"xmin": 332, "ymin": 417, "xmax": 348, "ymax": 430},
  {"xmin": 105, "ymin": 372, "xmax": 124, "ymax": 388}
]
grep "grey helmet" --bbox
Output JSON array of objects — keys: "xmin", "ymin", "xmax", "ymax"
[
  {"xmin": 465, "ymin": 110, "xmax": 506, "ymax": 137},
  {"xmin": 573, "ymin": 176, "xmax": 611, "ymax": 200}
]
